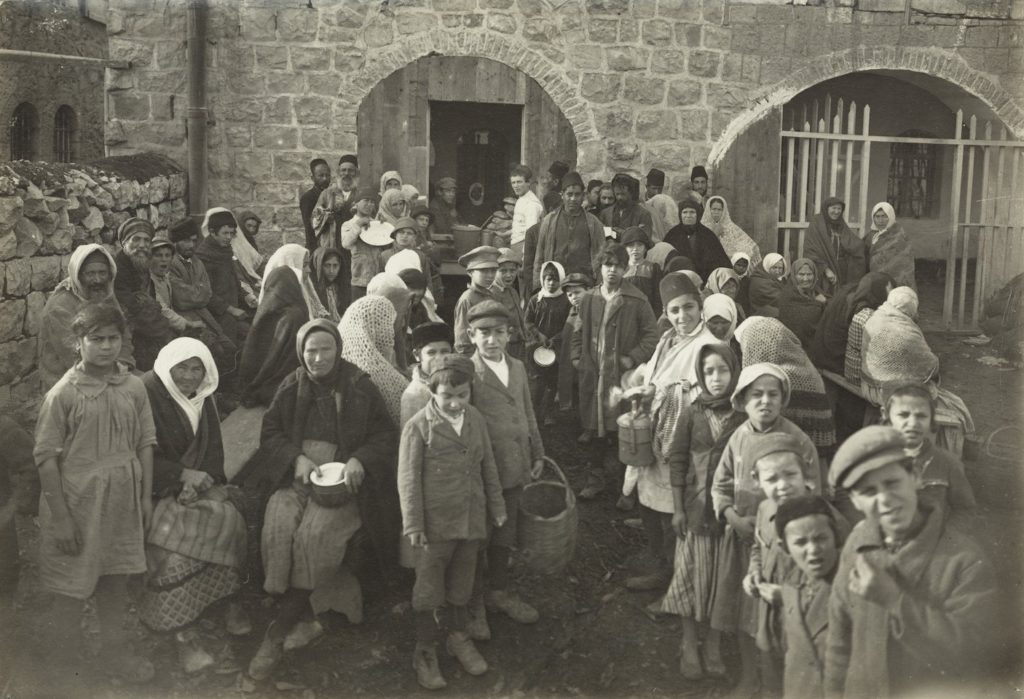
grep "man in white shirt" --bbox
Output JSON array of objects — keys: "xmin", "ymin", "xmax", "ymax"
[{"xmin": 509, "ymin": 164, "xmax": 545, "ymax": 256}]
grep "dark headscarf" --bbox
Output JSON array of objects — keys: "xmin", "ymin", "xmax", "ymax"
[
  {"xmin": 822, "ymin": 196, "xmax": 847, "ymax": 234},
  {"xmin": 694, "ymin": 342, "xmax": 740, "ymax": 410}
]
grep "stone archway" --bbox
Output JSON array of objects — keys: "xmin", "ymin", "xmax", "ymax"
[
  {"xmin": 708, "ymin": 46, "xmax": 1024, "ymax": 167},
  {"xmin": 334, "ymin": 28, "xmax": 604, "ymax": 174}
]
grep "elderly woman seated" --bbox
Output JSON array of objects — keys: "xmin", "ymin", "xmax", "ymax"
[
  {"xmin": 860, "ymin": 287, "xmax": 974, "ymax": 452},
  {"xmin": 777, "ymin": 257, "xmax": 826, "ymax": 350},
  {"xmin": 139, "ymin": 338, "xmax": 249, "ymax": 672},
  {"xmin": 246, "ymin": 319, "xmax": 399, "ymax": 681}
]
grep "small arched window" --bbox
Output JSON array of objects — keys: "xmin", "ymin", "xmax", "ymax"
[
  {"xmin": 53, "ymin": 105, "xmax": 77, "ymax": 163},
  {"xmin": 9, "ymin": 102, "xmax": 38, "ymax": 160}
]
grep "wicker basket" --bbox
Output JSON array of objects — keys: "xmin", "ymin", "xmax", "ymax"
[{"xmin": 517, "ymin": 457, "xmax": 578, "ymax": 575}]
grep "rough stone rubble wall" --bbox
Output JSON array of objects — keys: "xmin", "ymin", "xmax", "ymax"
[
  {"xmin": 104, "ymin": 0, "xmax": 1024, "ymax": 244},
  {"xmin": 0, "ymin": 155, "xmax": 186, "ymax": 427}
]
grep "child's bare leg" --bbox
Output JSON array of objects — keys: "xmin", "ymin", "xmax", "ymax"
[
  {"xmin": 95, "ymin": 574, "xmax": 154, "ymax": 683},
  {"xmin": 702, "ymin": 628, "xmax": 726, "ymax": 676},
  {"xmin": 678, "ymin": 617, "xmax": 703, "ymax": 679}
]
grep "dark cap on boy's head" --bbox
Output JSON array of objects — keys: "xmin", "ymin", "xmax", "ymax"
[
  {"xmin": 412, "ymin": 321, "xmax": 452, "ymax": 350},
  {"xmin": 829, "ymin": 425, "xmax": 908, "ymax": 491},
  {"xmin": 497, "ymin": 247, "xmax": 522, "ymax": 267},
  {"xmin": 646, "ymin": 168, "xmax": 666, "ymax": 187},
  {"xmin": 744, "ymin": 432, "xmax": 806, "ymax": 472},
  {"xmin": 458, "ymin": 245, "xmax": 500, "ymax": 271},
  {"xmin": 467, "ymin": 300, "xmax": 511, "ymax": 328},
  {"xmin": 587, "ymin": 179, "xmax": 603, "ymax": 192},
  {"xmin": 774, "ymin": 495, "xmax": 835, "ymax": 542},
  {"xmin": 620, "ymin": 226, "xmax": 650, "ymax": 249},
  {"xmin": 169, "ymin": 217, "xmax": 200, "ymax": 242},
  {"xmin": 561, "ymin": 272, "xmax": 591, "ymax": 289},
  {"xmin": 355, "ymin": 187, "xmax": 378, "ymax": 203},
  {"xmin": 659, "ymin": 270, "xmax": 700, "ymax": 307},
  {"xmin": 150, "ymin": 233, "xmax": 174, "ymax": 253},
  {"xmin": 428, "ymin": 353, "xmax": 475, "ymax": 378}
]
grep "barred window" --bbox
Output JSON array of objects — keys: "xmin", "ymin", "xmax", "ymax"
[
  {"xmin": 54, "ymin": 105, "xmax": 77, "ymax": 163},
  {"xmin": 9, "ymin": 103, "xmax": 38, "ymax": 161},
  {"xmin": 888, "ymin": 130, "xmax": 938, "ymax": 219}
]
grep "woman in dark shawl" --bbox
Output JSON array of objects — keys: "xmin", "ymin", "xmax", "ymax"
[
  {"xmin": 664, "ymin": 199, "xmax": 732, "ymax": 282},
  {"xmin": 309, "ymin": 246, "xmax": 346, "ymax": 322},
  {"xmin": 808, "ymin": 271, "xmax": 893, "ymax": 374},
  {"xmin": 238, "ymin": 245, "xmax": 328, "ymax": 407},
  {"xmin": 802, "ymin": 196, "xmax": 866, "ymax": 296},
  {"xmin": 244, "ymin": 319, "xmax": 398, "ymax": 681},
  {"xmin": 777, "ymin": 257, "xmax": 826, "ymax": 350},
  {"xmin": 140, "ymin": 338, "xmax": 250, "ymax": 671}
]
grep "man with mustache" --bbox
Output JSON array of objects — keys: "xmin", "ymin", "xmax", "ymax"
[
  {"xmin": 113, "ymin": 217, "xmax": 174, "ymax": 371},
  {"xmin": 38, "ymin": 243, "xmax": 135, "ymax": 389}
]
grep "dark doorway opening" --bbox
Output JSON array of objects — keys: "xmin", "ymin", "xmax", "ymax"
[{"xmin": 429, "ymin": 101, "xmax": 522, "ymax": 226}]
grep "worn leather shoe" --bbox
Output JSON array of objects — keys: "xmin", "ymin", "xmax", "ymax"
[
  {"xmin": 413, "ymin": 643, "xmax": 447, "ymax": 690},
  {"xmin": 446, "ymin": 632, "xmax": 488, "ymax": 676}
]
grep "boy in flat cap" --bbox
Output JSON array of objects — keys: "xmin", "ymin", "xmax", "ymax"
[
  {"xmin": 825, "ymin": 425, "xmax": 997, "ymax": 699},
  {"xmin": 398, "ymin": 354, "xmax": 506, "ymax": 689},
  {"xmin": 465, "ymin": 300, "xmax": 545, "ymax": 634},
  {"xmin": 490, "ymin": 247, "xmax": 531, "ymax": 362},
  {"xmin": 453, "ymin": 245, "xmax": 500, "ymax": 356},
  {"xmin": 401, "ymin": 321, "xmax": 453, "ymax": 428}
]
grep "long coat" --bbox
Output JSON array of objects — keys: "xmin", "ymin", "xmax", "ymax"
[
  {"xmin": 825, "ymin": 504, "xmax": 998, "ymax": 698},
  {"xmin": 397, "ymin": 401, "xmax": 506, "ymax": 542},
  {"xmin": 571, "ymin": 283, "xmax": 659, "ymax": 434},
  {"xmin": 470, "ymin": 353, "xmax": 544, "ymax": 489},
  {"xmin": 782, "ymin": 577, "xmax": 832, "ymax": 699},
  {"xmin": 803, "ymin": 199, "xmax": 866, "ymax": 295}
]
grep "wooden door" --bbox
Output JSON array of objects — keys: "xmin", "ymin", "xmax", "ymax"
[{"xmin": 712, "ymin": 106, "xmax": 783, "ymax": 254}]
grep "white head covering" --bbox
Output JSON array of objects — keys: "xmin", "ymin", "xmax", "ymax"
[
  {"xmin": 887, "ymin": 285, "xmax": 919, "ymax": 318},
  {"xmin": 730, "ymin": 251, "xmax": 752, "ymax": 277},
  {"xmin": 730, "ymin": 361, "xmax": 791, "ymax": 412},
  {"xmin": 538, "ymin": 260, "xmax": 566, "ymax": 298},
  {"xmin": 870, "ymin": 201, "xmax": 898, "ymax": 245},
  {"xmin": 703, "ymin": 293, "xmax": 738, "ymax": 341},
  {"xmin": 153, "ymin": 337, "xmax": 219, "ymax": 433},
  {"xmin": 201, "ymin": 206, "xmax": 263, "ymax": 284},
  {"xmin": 380, "ymin": 170, "xmax": 403, "ymax": 197},
  {"xmin": 60, "ymin": 243, "xmax": 117, "ymax": 302},
  {"xmin": 762, "ymin": 252, "xmax": 788, "ymax": 279},
  {"xmin": 383, "ymin": 248, "xmax": 422, "ymax": 275},
  {"xmin": 706, "ymin": 267, "xmax": 741, "ymax": 296},
  {"xmin": 258, "ymin": 243, "xmax": 328, "ymax": 319}
]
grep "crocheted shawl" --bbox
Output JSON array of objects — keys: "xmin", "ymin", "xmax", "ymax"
[
  {"xmin": 735, "ymin": 316, "xmax": 836, "ymax": 447},
  {"xmin": 860, "ymin": 297, "xmax": 939, "ymax": 395},
  {"xmin": 701, "ymin": 195, "xmax": 762, "ymax": 265},
  {"xmin": 338, "ymin": 295, "xmax": 406, "ymax": 426},
  {"xmin": 867, "ymin": 203, "xmax": 915, "ymax": 289}
]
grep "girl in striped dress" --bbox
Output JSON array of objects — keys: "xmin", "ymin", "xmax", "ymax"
[{"xmin": 660, "ymin": 343, "xmax": 746, "ymax": 679}]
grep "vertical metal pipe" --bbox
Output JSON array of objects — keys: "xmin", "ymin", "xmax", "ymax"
[{"xmin": 186, "ymin": 0, "xmax": 208, "ymax": 218}]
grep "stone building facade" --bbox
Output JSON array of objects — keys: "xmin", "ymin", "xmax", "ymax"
[
  {"xmin": 0, "ymin": 155, "xmax": 186, "ymax": 425},
  {"xmin": 0, "ymin": 0, "xmax": 108, "ymax": 163},
  {"xmin": 103, "ymin": 0, "xmax": 1024, "ymax": 249}
]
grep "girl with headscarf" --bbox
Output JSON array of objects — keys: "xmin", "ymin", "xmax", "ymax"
[
  {"xmin": 659, "ymin": 343, "xmax": 746, "ymax": 679},
  {"xmin": 866, "ymin": 201, "xmax": 916, "ymax": 290},
  {"xmin": 730, "ymin": 252, "xmax": 754, "ymax": 317},
  {"xmin": 860, "ymin": 287, "xmax": 974, "ymax": 440},
  {"xmin": 703, "ymin": 293, "xmax": 740, "ymax": 345},
  {"xmin": 701, "ymin": 196, "xmax": 762, "ymax": 267},
  {"xmin": 310, "ymin": 247, "xmax": 347, "ymax": 322},
  {"xmin": 777, "ymin": 257, "xmax": 826, "ymax": 350},
  {"xmin": 620, "ymin": 272, "xmax": 717, "ymax": 590},
  {"xmin": 378, "ymin": 189, "xmax": 409, "ymax": 227},
  {"xmin": 201, "ymin": 207, "xmax": 263, "ymax": 298},
  {"xmin": 379, "ymin": 171, "xmax": 403, "ymax": 196},
  {"xmin": 339, "ymin": 295, "xmax": 408, "ymax": 426},
  {"xmin": 747, "ymin": 253, "xmax": 789, "ymax": 318},
  {"xmin": 234, "ymin": 209, "xmax": 262, "ymax": 251},
  {"xmin": 247, "ymin": 319, "xmax": 398, "ymax": 681},
  {"xmin": 238, "ymin": 244, "xmax": 329, "ymax": 407},
  {"xmin": 400, "ymin": 183, "xmax": 419, "ymax": 209},
  {"xmin": 734, "ymin": 316, "xmax": 836, "ymax": 451},
  {"xmin": 525, "ymin": 261, "xmax": 571, "ymax": 425},
  {"xmin": 139, "ymin": 339, "xmax": 249, "ymax": 669},
  {"xmin": 802, "ymin": 196, "xmax": 866, "ymax": 295},
  {"xmin": 809, "ymin": 271, "xmax": 893, "ymax": 374}
]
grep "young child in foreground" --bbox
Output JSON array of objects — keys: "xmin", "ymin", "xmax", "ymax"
[
  {"xmin": 525, "ymin": 260, "xmax": 571, "ymax": 426},
  {"xmin": 400, "ymin": 321, "xmax": 453, "ymax": 428},
  {"xmin": 774, "ymin": 495, "xmax": 845, "ymax": 699},
  {"xmin": 661, "ymin": 342, "xmax": 746, "ymax": 679},
  {"xmin": 465, "ymin": 300, "xmax": 545, "ymax": 636},
  {"xmin": 710, "ymin": 362, "xmax": 820, "ymax": 697},
  {"xmin": 33, "ymin": 304, "xmax": 156, "ymax": 684},
  {"xmin": 880, "ymin": 381, "xmax": 975, "ymax": 517},
  {"xmin": 826, "ymin": 425, "xmax": 997, "ymax": 698},
  {"xmin": 398, "ymin": 354, "xmax": 507, "ymax": 690}
]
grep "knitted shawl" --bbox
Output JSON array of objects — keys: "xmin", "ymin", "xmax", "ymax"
[
  {"xmin": 338, "ymin": 295, "xmax": 407, "ymax": 426},
  {"xmin": 736, "ymin": 316, "xmax": 836, "ymax": 447}
]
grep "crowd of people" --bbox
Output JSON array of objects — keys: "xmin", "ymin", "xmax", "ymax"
[{"xmin": 10, "ymin": 150, "xmax": 1002, "ymax": 698}]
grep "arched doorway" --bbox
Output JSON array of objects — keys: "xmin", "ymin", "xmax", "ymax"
[{"xmin": 356, "ymin": 55, "xmax": 578, "ymax": 216}]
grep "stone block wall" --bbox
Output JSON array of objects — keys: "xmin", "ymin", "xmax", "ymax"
[
  {"xmin": 0, "ymin": 154, "xmax": 186, "ymax": 427},
  {"xmin": 104, "ymin": 0, "xmax": 1024, "ymax": 241}
]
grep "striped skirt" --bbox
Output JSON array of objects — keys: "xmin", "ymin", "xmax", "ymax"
[{"xmin": 658, "ymin": 532, "xmax": 718, "ymax": 622}]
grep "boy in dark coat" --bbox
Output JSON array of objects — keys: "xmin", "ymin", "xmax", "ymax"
[
  {"xmin": 825, "ymin": 426, "xmax": 997, "ymax": 698},
  {"xmin": 571, "ymin": 242, "xmax": 659, "ymax": 499},
  {"xmin": 398, "ymin": 355, "xmax": 506, "ymax": 689},
  {"xmin": 452, "ymin": 246, "xmax": 500, "ymax": 356},
  {"xmin": 466, "ymin": 301, "xmax": 545, "ymax": 637}
]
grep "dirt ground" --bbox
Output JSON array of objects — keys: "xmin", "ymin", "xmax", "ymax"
[{"xmin": 3, "ymin": 276, "xmax": 1022, "ymax": 699}]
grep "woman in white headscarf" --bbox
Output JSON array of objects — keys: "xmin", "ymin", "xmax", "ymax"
[
  {"xmin": 866, "ymin": 201, "xmax": 916, "ymax": 290},
  {"xmin": 379, "ymin": 170, "xmax": 403, "ymax": 197},
  {"xmin": 239, "ymin": 244, "xmax": 329, "ymax": 407},
  {"xmin": 701, "ymin": 196, "xmax": 762, "ymax": 266},
  {"xmin": 140, "ymin": 338, "xmax": 249, "ymax": 669}
]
